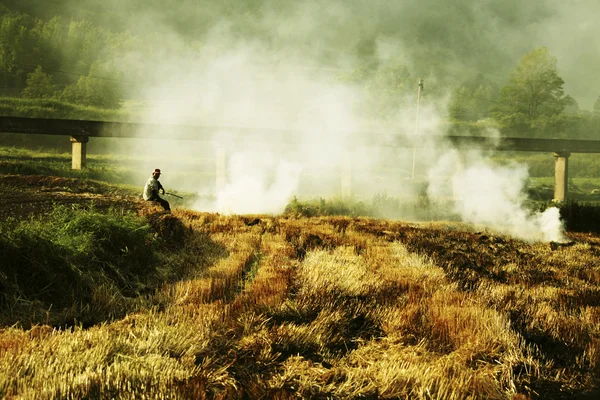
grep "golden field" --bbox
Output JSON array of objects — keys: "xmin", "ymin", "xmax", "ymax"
[{"xmin": 0, "ymin": 175, "xmax": 599, "ymax": 399}]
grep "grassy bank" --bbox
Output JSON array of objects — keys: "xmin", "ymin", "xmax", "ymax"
[{"xmin": 0, "ymin": 204, "xmax": 218, "ymax": 328}]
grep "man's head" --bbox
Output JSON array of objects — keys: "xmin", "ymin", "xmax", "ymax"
[{"xmin": 152, "ymin": 168, "xmax": 161, "ymax": 178}]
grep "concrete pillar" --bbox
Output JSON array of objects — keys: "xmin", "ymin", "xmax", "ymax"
[
  {"xmin": 341, "ymin": 151, "xmax": 352, "ymax": 198},
  {"xmin": 553, "ymin": 151, "xmax": 570, "ymax": 202},
  {"xmin": 216, "ymin": 147, "xmax": 226, "ymax": 195},
  {"xmin": 70, "ymin": 135, "xmax": 89, "ymax": 170}
]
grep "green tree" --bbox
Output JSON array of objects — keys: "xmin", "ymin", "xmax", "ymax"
[
  {"xmin": 594, "ymin": 96, "xmax": 600, "ymax": 115},
  {"xmin": 21, "ymin": 65, "xmax": 54, "ymax": 98},
  {"xmin": 561, "ymin": 95, "xmax": 579, "ymax": 115},
  {"xmin": 449, "ymin": 84, "xmax": 496, "ymax": 121},
  {"xmin": 448, "ymin": 86, "xmax": 473, "ymax": 120},
  {"xmin": 30, "ymin": 16, "xmax": 67, "ymax": 76},
  {"xmin": 65, "ymin": 20, "xmax": 107, "ymax": 74},
  {"xmin": 0, "ymin": 12, "xmax": 33, "ymax": 88},
  {"xmin": 366, "ymin": 62, "xmax": 412, "ymax": 120},
  {"xmin": 494, "ymin": 47, "xmax": 565, "ymax": 121},
  {"xmin": 59, "ymin": 62, "xmax": 120, "ymax": 108}
]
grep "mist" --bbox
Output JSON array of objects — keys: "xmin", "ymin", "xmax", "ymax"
[{"xmin": 98, "ymin": 0, "xmax": 599, "ymax": 241}]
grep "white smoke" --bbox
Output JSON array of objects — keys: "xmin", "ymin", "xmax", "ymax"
[
  {"xmin": 109, "ymin": 2, "xmax": 572, "ymax": 242},
  {"xmin": 428, "ymin": 148, "xmax": 566, "ymax": 242},
  {"xmin": 214, "ymin": 151, "xmax": 302, "ymax": 214}
]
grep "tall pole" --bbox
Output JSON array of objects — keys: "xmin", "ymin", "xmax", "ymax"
[{"xmin": 412, "ymin": 78, "xmax": 424, "ymax": 179}]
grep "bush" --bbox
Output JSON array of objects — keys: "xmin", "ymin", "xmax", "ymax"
[
  {"xmin": 0, "ymin": 205, "xmax": 160, "ymax": 327},
  {"xmin": 283, "ymin": 195, "xmax": 458, "ymax": 221},
  {"xmin": 284, "ymin": 197, "xmax": 370, "ymax": 218},
  {"xmin": 555, "ymin": 201, "xmax": 600, "ymax": 233}
]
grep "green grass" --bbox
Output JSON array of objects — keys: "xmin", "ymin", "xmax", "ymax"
[
  {"xmin": 0, "ymin": 146, "xmax": 195, "ymax": 204},
  {"xmin": 0, "ymin": 205, "xmax": 156, "ymax": 327},
  {"xmin": 283, "ymin": 194, "xmax": 462, "ymax": 222},
  {"xmin": 0, "ymin": 146, "xmax": 133, "ymax": 181},
  {"xmin": 493, "ymin": 152, "xmax": 600, "ymax": 178},
  {"xmin": 0, "ymin": 97, "xmax": 134, "ymax": 121},
  {"xmin": 0, "ymin": 204, "xmax": 222, "ymax": 329},
  {"xmin": 528, "ymin": 176, "xmax": 600, "ymax": 202},
  {"xmin": 0, "ymin": 146, "xmax": 210, "ymax": 206}
]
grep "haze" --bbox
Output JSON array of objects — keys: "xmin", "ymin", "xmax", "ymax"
[{"xmin": 4, "ymin": 0, "xmax": 596, "ymax": 241}]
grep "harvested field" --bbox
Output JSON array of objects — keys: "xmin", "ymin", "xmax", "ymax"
[
  {"xmin": 0, "ymin": 174, "xmax": 146, "ymax": 219},
  {"xmin": 1, "ymin": 174, "xmax": 599, "ymax": 399}
]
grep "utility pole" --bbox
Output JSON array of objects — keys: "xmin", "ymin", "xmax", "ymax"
[{"xmin": 412, "ymin": 78, "xmax": 424, "ymax": 179}]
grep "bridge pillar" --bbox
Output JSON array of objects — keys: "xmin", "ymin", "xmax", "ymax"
[
  {"xmin": 216, "ymin": 147, "xmax": 226, "ymax": 195},
  {"xmin": 553, "ymin": 151, "xmax": 570, "ymax": 202},
  {"xmin": 70, "ymin": 136, "xmax": 89, "ymax": 170}
]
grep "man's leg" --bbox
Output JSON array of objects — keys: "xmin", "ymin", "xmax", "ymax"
[
  {"xmin": 157, "ymin": 197, "xmax": 171, "ymax": 211},
  {"xmin": 147, "ymin": 194, "xmax": 170, "ymax": 211}
]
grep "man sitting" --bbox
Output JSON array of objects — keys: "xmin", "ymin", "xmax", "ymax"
[{"xmin": 143, "ymin": 168, "xmax": 171, "ymax": 211}]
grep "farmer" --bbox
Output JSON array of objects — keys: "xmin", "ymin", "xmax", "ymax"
[{"xmin": 143, "ymin": 168, "xmax": 171, "ymax": 211}]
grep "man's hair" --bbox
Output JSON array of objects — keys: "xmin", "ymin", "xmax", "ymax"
[{"xmin": 153, "ymin": 168, "xmax": 161, "ymax": 174}]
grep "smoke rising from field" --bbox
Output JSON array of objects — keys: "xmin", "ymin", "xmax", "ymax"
[
  {"xmin": 108, "ymin": 0, "xmax": 593, "ymax": 242},
  {"xmin": 427, "ymin": 149, "xmax": 566, "ymax": 242}
]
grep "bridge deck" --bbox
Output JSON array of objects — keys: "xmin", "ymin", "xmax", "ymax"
[{"xmin": 2, "ymin": 116, "xmax": 600, "ymax": 153}]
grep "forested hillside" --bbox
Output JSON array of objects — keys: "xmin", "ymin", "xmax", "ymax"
[{"xmin": 1, "ymin": 0, "xmax": 599, "ymax": 137}]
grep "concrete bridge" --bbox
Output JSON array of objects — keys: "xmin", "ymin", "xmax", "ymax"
[{"xmin": 3, "ymin": 116, "xmax": 600, "ymax": 201}]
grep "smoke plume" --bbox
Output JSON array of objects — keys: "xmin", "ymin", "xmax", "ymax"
[{"xmin": 102, "ymin": 0, "xmax": 590, "ymax": 242}]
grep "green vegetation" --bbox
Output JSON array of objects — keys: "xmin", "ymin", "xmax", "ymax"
[
  {"xmin": 284, "ymin": 194, "xmax": 459, "ymax": 222},
  {"xmin": 0, "ymin": 146, "xmax": 203, "ymax": 209},
  {"xmin": 0, "ymin": 1, "xmax": 599, "ymax": 138},
  {"xmin": 284, "ymin": 196, "xmax": 371, "ymax": 218},
  {"xmin": 0, "ymin": 145, "xmax": 152, "ymax": 183},
  {"xmin": 0, "ymin": 97, "xmax": 132, "ymax": 120},
  {"xmin": 283, "ymin": 195, "xmax": 600, "ymax": 234},
  {"xmin": 0, "ymin": 146, "xmax": 126, "ymax": 179},
  {"xmin": 493, "ymin": 48, "xmax": 565, "ymax": 122},
  {"xmin": 0, "ymin": 201, "xmax": 227, "ymax": 329},
  {"xmin": 1, "ymin": 205, "xmax": 157, "ymax": 327}
]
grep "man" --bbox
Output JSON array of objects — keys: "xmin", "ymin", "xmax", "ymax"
[{"xmin": 143, "ymin": 168, "xmax": 171, "ymax": 211}]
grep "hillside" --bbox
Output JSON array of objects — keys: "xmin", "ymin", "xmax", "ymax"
[{"xmin": 1, "ymin": 173, "xmax": 599, "ymax": 398}]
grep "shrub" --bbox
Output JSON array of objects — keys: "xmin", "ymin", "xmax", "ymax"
[
  {"xmin": 284, "ymin": 197, "xmax": 371, "ymax": 218},
  {"xmin": 555, "ymin": 201, "xmax": 600, "ymax": 233},
  {"xmin": 0, "ymin": 205, "xmax": 160, "ymax": 327}
]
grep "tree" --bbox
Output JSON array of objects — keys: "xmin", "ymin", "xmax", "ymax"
[
  {"xmin": 58, "ymin": 62, "xmax": 120, "ymax": 108},
  {"xmin": 449, "ymin": 84, "xmax": 497, "ymax": 121},
  {"xmin": 0, "ymin": 12, "xmax": 33, "ymax": 88},
  {"xmin": 561, "ymin": 95, "xmax": 579, "ymax": 114},
  {"xmin": 448, "ymin": 86, "xmax": 477, "ymax": 121},
  {"xmin": 21, "ymin": 65, "xmax": 54, "ymax": 98},
  {"xmin": 366, "ymin": 62, "xmax": 413, "ymax": 120},
  {"xmin": 594, "ymin": 96, "xmax": 600, "ymax": 115},
  {"xmin": 494, "ymin": 47, "xmax": 565, "ymax": 121},
  {"xmin": 30, "ymin": 16, "xmax": 67, "ymax": 76}
]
